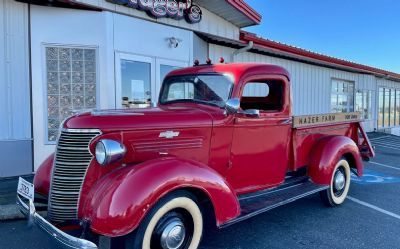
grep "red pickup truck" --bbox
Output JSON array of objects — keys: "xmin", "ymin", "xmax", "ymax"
[{"xmin": 18, "ymin": 63, "xmax": 374, "ymax": 249}]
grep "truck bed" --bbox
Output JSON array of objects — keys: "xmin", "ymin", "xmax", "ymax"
[{"xmin": 291, "ymin": 112, "xmax": 374, "ymax": 171}]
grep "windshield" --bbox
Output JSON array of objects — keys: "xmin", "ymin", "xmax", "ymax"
[{"xmin": 160, "ymin": 74, "xmax": 233, "ymax": 108}]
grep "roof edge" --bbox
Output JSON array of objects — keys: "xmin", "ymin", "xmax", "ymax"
[
  {"xmin": 240, "ymin": 31, "xmax": 400, "ymax": 80},
  {"xmin": 226, "ymin": 0, "xmax": 262, "ymax": 25}
]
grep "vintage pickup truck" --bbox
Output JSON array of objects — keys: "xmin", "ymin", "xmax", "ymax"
[{"xmin": 18, "ymin": 62, "xmax": 375, "ymax": 249}]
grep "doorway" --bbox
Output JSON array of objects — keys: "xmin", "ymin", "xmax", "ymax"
[{"xmin": 115, "ymin": 53, "xmax": 188, "ymax": 109}]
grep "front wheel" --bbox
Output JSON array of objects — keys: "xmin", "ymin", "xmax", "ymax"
[
  {"xmin": 126, "ymin": 191, "xmax": 203, "ymax": 249},
  {"xmin": 320, "ymin": 158, "xmax": 351, "ymax": 207}
]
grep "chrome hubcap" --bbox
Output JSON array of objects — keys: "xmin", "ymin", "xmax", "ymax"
[
  {"xmin": 160, "ymin": 219, "xmax": 186, "ymax": 249},
  {"xmin": 334, "ymin": 170, "xmax": 346, "ymax": 191}
]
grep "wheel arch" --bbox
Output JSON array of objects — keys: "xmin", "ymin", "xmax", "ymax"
[
  {"xmin": 81, "ymin": 157, "xmax": 240, "ymax": 237},
  {"xmin": 309, "ymin": 135, "xmax": 363, "ymax": 185}
]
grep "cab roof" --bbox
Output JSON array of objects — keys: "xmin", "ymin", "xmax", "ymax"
[{"xmin": 167, "ymin": 63, "xmax": 291, "ymax": 83}]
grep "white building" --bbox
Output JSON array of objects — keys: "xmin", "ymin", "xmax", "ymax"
[{"xmin": 1, "ymin": 0, "xmax": 399, "ymax": 177}]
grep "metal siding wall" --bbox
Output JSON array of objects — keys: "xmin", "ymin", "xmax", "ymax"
[
  {"xmin": 0, "ymin": 0, "xmax": 32, "ymax": 177},
  {"xmin": 209, "ymin": 44, "xmax": 381, "ymax": 131},
  {"xmin": 377, "ymin": 78, "xmax": 400, "ymax": 89},
  {"xmin": 0, "ymin": 0, "xmax": 31, "ymax": 140}
]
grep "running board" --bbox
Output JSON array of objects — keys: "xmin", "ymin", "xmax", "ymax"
[{"xmin": 220, "ymin": 178, "xmax": 328, "ymax": 228}]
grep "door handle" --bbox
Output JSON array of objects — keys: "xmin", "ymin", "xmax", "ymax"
[{"xmin": 280, "ymin": 119, "xmax": 291, "ymax": 125}]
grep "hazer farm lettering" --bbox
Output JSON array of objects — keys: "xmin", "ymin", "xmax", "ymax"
[
  {"xmin": 107, "ymin": 0, "xmax": 202, "ymax": 24},
  {"xmin": 298, "ymin": 114, "xmax": 337, "ymax": 125}
]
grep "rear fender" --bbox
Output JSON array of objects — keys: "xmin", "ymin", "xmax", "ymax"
[
  {"xmin": 309, "ymin": 136, "xmax": 363, "ymax": 185},
  {"xmin": 82, "ymin": 157, "xmax": 240, "ymax": 237}
]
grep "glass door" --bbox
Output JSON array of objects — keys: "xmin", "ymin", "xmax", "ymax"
[
  {"xmin": 156, "ymin": 59, "xmax": 188, "ymax": 100},
  {"xmin": 115, "ymin": 53, "xmax": 155, "ymax": 109}
]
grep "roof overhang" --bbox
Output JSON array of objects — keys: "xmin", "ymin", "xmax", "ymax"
[
  {"xmin": 196, "ymin": 31, "xmax": 400, "ymax": 82},
  {"xmin": 240, "ymin": 31, "xmax": 400, "ymax": 82},
  {"xmin": 18, "ymin": 0, "xmax": 261, "ymax": 28},
  {"xmin": 15, "ymin": 0, "xmax": 101, "ymax": 11},
  {"xmin": 195, "ymin": 0, "xmax": 261, "ymax": 27}
]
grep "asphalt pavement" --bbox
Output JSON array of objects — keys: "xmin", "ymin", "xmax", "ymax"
[{"xmin": 1, "ymin": 133, "xmax": 400, "ymax": 249}]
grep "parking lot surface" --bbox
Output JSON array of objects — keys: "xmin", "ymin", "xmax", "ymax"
[{"xmin": 1, "ymin": 133, "xmax": 400, "ymax": 249}]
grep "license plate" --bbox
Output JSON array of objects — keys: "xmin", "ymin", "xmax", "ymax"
[{"xmin": 17, "ymin": 177, "xmax": 34, "ymax": 201}]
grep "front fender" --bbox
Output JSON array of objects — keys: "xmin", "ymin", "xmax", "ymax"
[
  {"xmin": 82, "ymin": 157, "xmax": 240, "ymax": 237},
  {"xmin": 309, "ymin": 136, "xmax": 363, "ymax": 185},
  {"xmin": 33, "ymin": 153, "xmax": 54, "ymax": 198}
]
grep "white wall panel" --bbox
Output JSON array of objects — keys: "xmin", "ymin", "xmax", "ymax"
[
  {"xmin": 30, "ymin": 6, "xmax": 112, "ymax": 169},
  {"xmin": 75, "ymin": 0, "xmax": 240, "ymax": 40},
  {"xmin": 113, "ymin": 13, "xmax": 191, "ymax": 63},
  {"xmin": 0, "ymin": 0, "xmax": 30, "ymax": 140}
]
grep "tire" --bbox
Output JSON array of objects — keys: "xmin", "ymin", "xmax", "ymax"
[
  {"xmin": 126, "ymin": 190, "xmax": 203, "ymax": 249},
  {"xmin": 320, "ymin": 158, "xmax": 351, "ymax": 207}
]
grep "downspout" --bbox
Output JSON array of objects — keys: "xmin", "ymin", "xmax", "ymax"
[{"xmin": 230, "ymin": 41, "xmax": 254, "ymax": 62}]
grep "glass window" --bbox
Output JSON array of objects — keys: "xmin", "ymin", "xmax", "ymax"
[
  {"xmin": 160, "ymin": 74, "xmax": 233, "ymax": 108},
  {"xmin": 46, "ymin": 47, "xmax": 97, "ymax": 142},
  {"xmin": 356, "ymin": 90, "xmax": 374, "ymax": 120},
  {"xmin": 241, "ymin": 81, "xmax": 284, "ymax": 111},
  {"xmin": 121, "ymin": 60, "xmax": 151, "ymax": 109},
  {"xmin": 390, "ymin": 89, "xmax": 396, "ymax": 126},
  {"xmin": 378, "ymin": 88, "xmax": 384, "ymax": 128},
  {"xmin": 384, "ymin": 88, "xmax": 390, "ymax": 127},
  {"xmin": 331, "ymin": 79, "xmax": 354, "ymax": 113},
  {"xmin": 243, "ymin": 82, "xmax": 270, "ymax": 97},
  {"xmin": 160, "ymin": 65, "xmax": 180, "ymax": 83},
  {"xmin": 397, "ymin": 90, "xmax": 400, "ymax": 126}
]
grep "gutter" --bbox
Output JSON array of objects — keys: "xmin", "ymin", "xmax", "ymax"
[{"xmin": 231, "ymin": 41, "xmax": 254, "ymax": 62}]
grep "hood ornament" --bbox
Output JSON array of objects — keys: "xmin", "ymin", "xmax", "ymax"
[{"xmin": 159, "ymin": 131, "xmax": 180, "ymax": 139}]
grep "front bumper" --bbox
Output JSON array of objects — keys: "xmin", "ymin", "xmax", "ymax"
[{"xmin": 17, "ymin": 195, "xmax": 98, "ymax": 249}]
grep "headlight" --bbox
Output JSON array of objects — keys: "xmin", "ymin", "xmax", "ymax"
[{"xmin": 95, "ymin": 139, "xmax": 126, "ymax": 166}]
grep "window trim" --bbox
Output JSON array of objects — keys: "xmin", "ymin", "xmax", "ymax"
[
  {"xmin": 378, "ymin": 87, "xmax": 400, "ymax": 129},
  {"xmin": 330, "ymin": 78, "xmax": 355, "ymax": 114},
  {"xmin": 239, "ymin": 75, "xmax": 289, "ymax": 115},
  {"xmin": 43, "ymin": 44, "xmax": 99, "ymax": 145}
]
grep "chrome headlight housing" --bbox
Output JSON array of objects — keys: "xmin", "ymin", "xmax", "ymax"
[{"xmin": 95, "ymin": 139, "xmax": 126, "ymax": 166}]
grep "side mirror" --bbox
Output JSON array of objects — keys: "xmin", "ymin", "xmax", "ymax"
[{"xmin": 225, "ymin": 98, "xmax": 240, "ymax": 115}]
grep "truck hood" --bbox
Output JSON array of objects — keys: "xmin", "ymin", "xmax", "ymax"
[{"xmin": 63, "ymin": 106, "xmax": 213, "ymax": 132}]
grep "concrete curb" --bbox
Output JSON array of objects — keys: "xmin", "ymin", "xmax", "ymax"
[{"xmin": 0, "ymin": 204, "xmax": 24, "ymax": 221}]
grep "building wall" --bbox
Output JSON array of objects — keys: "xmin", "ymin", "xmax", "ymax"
[
  {"xmin": 209, "ymin": 44, "xmax": 378, "ymax": 131},
  {"xmin": 0, "ymin": 0, "xmax": 32, "ymax": 177},
  {"xmin": 75, "ymin": 0, "xmax": 240, "ymax": 40},
  {"xmin": 30, "ymin": 6, "xmax": 193, "ymax": 170}
]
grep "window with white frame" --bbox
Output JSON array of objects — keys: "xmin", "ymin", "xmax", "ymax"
[
  {"xmin": 331, "ymin": 79, "xmax": 354, "ymax": 113},
  {"xmin": 46, "ymin": 46, "xmax": 97, "ymax": 142},
  {"xmin": 356, "ymin": 90, "xmax": 373, "ymax": 120},
  {"xmin": 378, "ymin": 87, "xmax": 400, "ymax": 128}
]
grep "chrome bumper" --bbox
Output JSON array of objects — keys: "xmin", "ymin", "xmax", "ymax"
[{"xmin": 17, "ymin": 195, "xmax": 98, "ymax": 249}]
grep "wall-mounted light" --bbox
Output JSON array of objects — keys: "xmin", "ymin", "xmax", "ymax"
[{"xmin": 166, "ymin": 37, "xmax": 182, "ymax": 48}]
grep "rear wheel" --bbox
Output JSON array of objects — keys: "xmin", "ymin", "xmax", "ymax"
[
  {"xmin": 320, "ymin": 158, "xmax": 351, "ymax": 207},
  {"xmin": 126, "ymin": 191, "xmax": 203, "ymax": 249}
]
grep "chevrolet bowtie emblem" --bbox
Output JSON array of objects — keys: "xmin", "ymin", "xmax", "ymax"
[{"xmin": 159, "ymin": 131, "xmax": 180, "ymax": 139}]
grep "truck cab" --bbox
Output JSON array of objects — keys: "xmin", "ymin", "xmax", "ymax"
[{"xmin": 18, "ymin": 63, "xmax": 374, "ymax": 249}]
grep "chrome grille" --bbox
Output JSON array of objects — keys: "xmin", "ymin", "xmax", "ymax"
[{"xmin": 48, "ymin": 129, "xmax": 101, "ymax": 222}]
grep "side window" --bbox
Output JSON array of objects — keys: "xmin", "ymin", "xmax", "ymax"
[{"xmin": 241, "ymin": 80, "xmax": 284, "ymax": 112}]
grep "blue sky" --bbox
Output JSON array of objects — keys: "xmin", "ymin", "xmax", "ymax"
[{"xmin": 244, "ymin": 0, "xmax": 400, "ymax": 73}]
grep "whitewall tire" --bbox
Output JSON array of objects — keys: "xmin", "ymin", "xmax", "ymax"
[
  {"xmin": 320, "ymin": 158, "xmax": 351, "ymax": 207},
  {"xmin": 126, "ymin": 191, "xmax": 203, "ymax": 249}
]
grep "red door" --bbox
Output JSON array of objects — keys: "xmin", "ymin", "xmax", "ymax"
[{"xmin": 226, "ymin": 77, "xmax": 292, "ymax": 194}]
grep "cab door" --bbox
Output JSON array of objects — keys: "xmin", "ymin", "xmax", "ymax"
[{"xmin": 226, "ymin": 76, "xmax": 292, "ymax": 194}]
